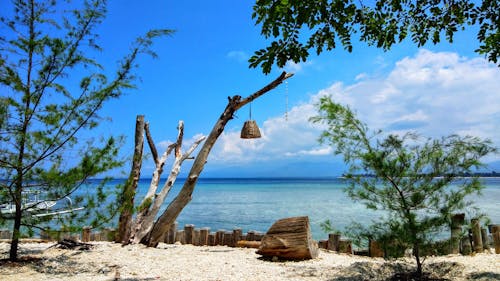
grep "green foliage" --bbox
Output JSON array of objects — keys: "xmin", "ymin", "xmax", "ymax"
[
  {"xmin": 311, "ymin": 96, "xmax": 497, "ymax": 276},
  {"xmin": 0, "ymin": 0, "xmax": 172, "ymax": 260},
  {"xmin": 319, "ymin": 219, "xmax": 342, "ymax": 234},
  {"xmin": 251, "ymin": 0, "xmax": 499, "ymax": 73}
]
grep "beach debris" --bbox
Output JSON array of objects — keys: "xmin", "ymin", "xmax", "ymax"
[
  {"xmin": 236, "ymin": 240, "xmax": 261, "ymax": 249},
  {"xmin": 257, "ymin": 216, "xmax": 319, "ymax": 260},
  {"xmin": 51, "ymin": 239, "xmax": 94, "ymax": 251}
]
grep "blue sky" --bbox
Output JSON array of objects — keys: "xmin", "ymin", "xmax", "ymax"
[{"xmin": 71, "ymin": 1, "xmax": 500, "ymax": 177}]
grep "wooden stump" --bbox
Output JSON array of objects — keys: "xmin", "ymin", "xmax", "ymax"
[
  {"xmin": 481, "ymin": 228, "xmax": 489, "ymax": 251},
  {"xmin": 471, "ymin": 218, "xmax": 483, "ymax": 253},
  {"xmin": 369, "ymin": 240, "xmax": 384, "ymax": 257},
  {"xmin": 215, "ymin": 230, "xmax": 225, "ymax": 246},
  {"xmin": 328, "ymin": 233, "xmax": 340, "ymax": 251},
  {"xmin": 199, "ymin": 228, "xmax": 210, "ymax": 246},
  {"xmin": 223, "ymin": 232, "xmax": 233, "ymax": 246},
  {"xmin": 184, "ymin": 224, "xmax": 194, "ymax": 244},
  {"xmin": 339, "ymin": 239, "xmax": 353, "ymax": 254},
  {"xmin": 193, "ymin": 229, "xmax": 200, "ymax": 246},
  {"xmin": 450, "ymin": 213, "xmax": 465, "ymax": 254},
  {"xmin": 233, "ymin": 228, "xmax": 242, "ymax": 245},
  {"xmin": 175, "ymin": 230, "xmax": 184, "ymax": 244},
  {"xmin": 82, "ymin": 227, "xmax": 91, "ymax": 243},
  {"xmin": 461, "ymin": 236, "xmax": 472, "ymax": 255},
  {"xmin": 492, "ymin": 225, "xmax": 500, "ymax": 254},
  {"xmin": 256, "ymin": 216, "xmax": 318, "ymax": 260},
  {"xmin": 246, "ymin": 231, "xmax": 256, "ymax": 241},
  {"xmin": 208, "ymin": 233, "xmax": 216, "ymax": 246},
  {"xmin": 255, "ymin": 232, "xmax": 264, "ymax": 241},
  {"xmin": 166, "ymin": 222, "xmax": 178, "ymax": 244}
]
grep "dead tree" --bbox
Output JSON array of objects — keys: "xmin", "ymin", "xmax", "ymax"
[
  {"xmin": 116, "ymin": 71, "xmax": 293, "ymax": 246},
  {"xmin": 116, "ymin": 119, "xmax": 205, "ymax": 245},
  {"xmin": 115, "ymin": 115, "xmax": 145, "ymax": 243}
]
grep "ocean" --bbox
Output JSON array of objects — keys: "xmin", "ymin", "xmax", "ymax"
[{"xmin": 104, "ymin": 177, "xmax": 500, "ymax": 241}]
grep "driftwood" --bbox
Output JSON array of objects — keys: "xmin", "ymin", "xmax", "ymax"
[
  {"xmin": 236, "ymin": 240, "xmax": 261, "ymax": 248},
  {"xmin": 257, "ymin": 216, "xmax": 318, "ymax": 260},
  {"xmin": 52, "ymin": 239, "xmax": 94, "ymax": 251}
]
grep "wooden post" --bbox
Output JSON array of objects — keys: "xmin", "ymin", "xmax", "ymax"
[
  {"xmin": 255, "ymin": 232, "xmax": 264, "ymax": 241},
  {"xmin": 0, "ymin": 229, "xmax": 12, "ymax": 239},
  {"xmin": 215, "ymin": 230, "xmax": 225, "ymax": 245},
  {"xmin": 246, "ymin": 231, "xmax": 255, "ymax": 241},
  {"xmin": 175, "ymin": 230, "xmax": 184, "ymax": 244},
  {"xmin": 106, "ymin": 228, "xmax": 116, "ymax": 242},
  {"xmin": 82, "ymin": 227, "xmax": 91, "ymax": 242},
  {"xmin": 318, "ymin": 240, "xmax": 328, "ymax": 249},
  {"xmin": 199, "ymin": 228, "xmax": 209, "ymax": 246},
  {"xmin": 369, "ymin": 240, "xmax": 384, "ymax": 257},
  {"xmin": 208, "ymin": 233, "xmax": 216, "ymax": 246},
  {"xmin": 491, "ymin": 225, "xmax": 500, "ymax": 254},
  {"xmin": 461, "ymin": 236, "xmax": 472, "ymax": 255},
  {"xmin": 165, "ymin": 221, "xmax": 177, "ymax": 244},
  {"xmin": 481, "ymin": 228, "xmax": 489, "ymax": 251},
  {"xmin": 184, "ymin": 224, "xmax": 194, "ymax": 244},
  {"xmin": 193, "ymin": 229, "xmax": 200, "ymax": 246},
  {"xmin": 328, "ymin": 233, "xmax": 340, "ymax": 251},
  {"xmin": 233, "ymin": 228, "xmax": 242, "ymax": 245},
  {"xmin": 339, "ymin": 240, "xmax": 353, "ymax": 254},
  {"xmin": 471, "ymin": 218, "xmax": 483, "ymax": 253},
  {"xmin": 450, "ymin": 213, "xmax": 465, "ymax": 254},
  {"xmin": 223, "ymin": 231, "xmax": 233, "ymax": 246}
]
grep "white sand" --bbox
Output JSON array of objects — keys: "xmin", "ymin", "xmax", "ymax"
[{"xmin": 1, "ymin": 242, "xmax": 499, "ymax": 281}]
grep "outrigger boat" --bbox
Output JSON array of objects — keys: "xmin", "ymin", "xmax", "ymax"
[{"xmin": 0, "ymin": 191, "xmax": 84, "ymax": 219}]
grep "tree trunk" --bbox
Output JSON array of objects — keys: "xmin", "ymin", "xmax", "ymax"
[
  {"xmin": 142, "ymin": 72, "xmax": 293, "ymax": 247},
  {"xmin": 9, "ymin": 195, "xmax": 22, "ymax": 261},
  {"xmin": 414, "ymin": 243, "xmax": 422, "ymax": 278},
  {"xmin": 115, "ymin": 115, "xmax": 145, "ymax": 243},
  {"xmin": 127, "ymin": 122, "xmax": 204, "ymax": 245},
  {"xmin": 257, "ymin": 216, "xmax": 319, "ymax": 260}
]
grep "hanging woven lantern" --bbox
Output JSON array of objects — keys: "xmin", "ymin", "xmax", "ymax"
[{"xmin": 240, "ymin": 120, "xmax": 261, "ymax": 139}]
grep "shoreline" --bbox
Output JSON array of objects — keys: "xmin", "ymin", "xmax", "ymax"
[{"xmin": 1, "ymin": 241, "xmax": 499, "ymax": 281}]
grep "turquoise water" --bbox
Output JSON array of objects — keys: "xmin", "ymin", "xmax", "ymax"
[{"xmin": 109, "ymin": 177, "xmax": 500, "ymax": 241}]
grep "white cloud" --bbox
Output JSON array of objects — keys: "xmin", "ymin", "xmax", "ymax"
[
  {"xmin": 284, "ymin": 60, "xmax": 313, "ymax": 73},
  {"xmin": 227, "ymin": 51, "xmax": 249, "ymax": 63},
  {"xmin": 170, "ymin": 50, "xmax": 500, "ymax": 168}
]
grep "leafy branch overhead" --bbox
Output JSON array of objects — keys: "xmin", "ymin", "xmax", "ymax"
[{"xmin": 251, "ymin": 0, "xmax": 499, "ymax": 73}]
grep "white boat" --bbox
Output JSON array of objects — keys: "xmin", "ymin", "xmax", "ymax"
[{"xmin": 0, "ymin": 191, "xmax": 83, "ymax": 218}]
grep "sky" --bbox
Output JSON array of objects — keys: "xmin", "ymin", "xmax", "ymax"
[{"xmin": 6, "ymin": 1, "xmax": 499, "ymax": 178}]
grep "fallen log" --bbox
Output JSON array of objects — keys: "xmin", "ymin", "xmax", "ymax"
[
  {"xmin": 256, "ymin": 216, "xmax": 318, "ymax": 260},
  {"xmin": 236, "ymin": 240, "xmax": 261, "ymax": 248}
]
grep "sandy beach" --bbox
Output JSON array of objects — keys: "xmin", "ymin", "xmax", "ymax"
[{"xmin": 1, "ymin": 242, "xmax": 498, "ymax": 281}]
